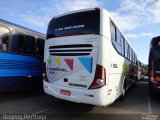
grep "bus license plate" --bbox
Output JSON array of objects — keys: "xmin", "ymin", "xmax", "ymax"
[{"xmin": 60, "ymin": 89, "xmax": 71, "ymax": 96}]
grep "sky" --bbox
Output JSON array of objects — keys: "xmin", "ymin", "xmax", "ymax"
[{"xmin": 0, "ymin": 0, "xmax": 160, "ymax": 64}]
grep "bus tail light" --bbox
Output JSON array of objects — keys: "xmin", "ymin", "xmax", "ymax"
[
  {"xmin": 154, "ymin": 76, "xmax": 160, "ymax": 85},
  {"xmin": 89, "ymin": 64, "xmax": 106, "ymax": 89},
  {"xmin": 155, "ymin": 76, "xmax": 160, "ymax": 81},
  {"xmin": 43, "ymin": 62, "xmax": 49, "ymax": 82},
  {"xmin": 149, "ymin": 69, "xmax": 159, "ymax": 84}
]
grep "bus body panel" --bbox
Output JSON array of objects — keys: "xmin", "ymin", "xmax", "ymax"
[
  {"xmin": 45, "ymin": 35, "xmax": 100, "ymax": 89},
  {"xmin": 0, "ymin": 52, "xmax": 43, "ymax": 91},
  {"xmin": 0, "ymin": 52, "xmax": 42, "ymax": 76},
  {"xmin": 108, "ymin": 40, "xmax": 125, "ymax": 100},
  {"xmin": 44, "ymin": 81, "xmax": 108, "ymax": 106},
  {"xmin": 0, "ymin": 76, "xmax": 42, "ymax": 91},
  {"xmin": 44, "ymin": 34, "xmax": 112, "ymax": 106},
  {"xmin": 108, "ymin": 37, "xmax": 125, "ymax": 101},
  {"xmin": 101, "ymin": 9, "xmax": 136, "ymax": 101}
]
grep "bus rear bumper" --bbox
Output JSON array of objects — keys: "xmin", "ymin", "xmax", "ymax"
[{"xmin": 43, "ymin": 81, "xmax": 108, "ymax": 106}]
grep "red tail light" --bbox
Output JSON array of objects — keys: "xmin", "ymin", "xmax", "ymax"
[
  {"xmin": 89, "ymin": 64, "xmax": 106, "ymax": 89},
  {"xmin": 43, "ymin": 62, "xmax": 48, "ymax": 82}
]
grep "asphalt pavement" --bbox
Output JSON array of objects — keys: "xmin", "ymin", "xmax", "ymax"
[{"xmin": 0, "ymin": 78, "xmax": 160, "ymax": 120}]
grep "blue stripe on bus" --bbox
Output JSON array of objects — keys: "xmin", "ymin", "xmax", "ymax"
[
  {"xmin": 0, "ymin": 52, "xmax": 42, "ymax": 76},
  {"xmin": 0, "ymin": 69, "xmax": 42, "ymax": 76},
  {"xmin": 0, "ymin": 52, "xmax": 41, "ymax": 62}
]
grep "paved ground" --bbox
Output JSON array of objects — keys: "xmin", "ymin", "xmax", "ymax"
[{"xmin": 0, "ymin": 78, "xmax": 160, "ymax": 120}]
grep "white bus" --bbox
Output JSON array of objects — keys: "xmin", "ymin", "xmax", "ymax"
[{"xmin": 43, "ymin": 8, "xmax": 137, "ymax": 106}]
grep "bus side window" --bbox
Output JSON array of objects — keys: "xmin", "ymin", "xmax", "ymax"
[
  {"xmin": 133, "ymin": 53, "xmax": 135, "ymax": 63},
  {"xmin": 24, "ymin": 35, "xmax": 35, "ymax": 54},
  {"xmin": 11, "ymin": 31, "xmax": 24, "ymax": 53},
  {"xmin": 115, "ymin": 29, "xmax": 122, "ymax": 54},
  {"xmin": 110, "ymin": 21, "xmax": 122, "ymax": 55},
  {"xmin": 37, "ymin": 38, "xmax": 44, "ymax": 57},
  {"xmin": 110, "ymin": 21, "xmax": 116, "ymax": 42},
  {"xmin": 132, "ymin": 50, "xmax": 134, "ymax": 63},
  {"xmin": 130, "ymin": 48, "xmax": 132, "ymax": 61},
  {"xmin": 0, "ymin": 26, "xmax": 9, "ymax": 51},
  {"xmin": 127, "ymin": 45, "xmax": 130, "ymax": 60},
  {"xmin": 125, "ymin": 41, "xmax": 128, "ymax": 58},
  {"xmin": 121, "ymin": 36, "xmax": 125, "ymax": 56}
]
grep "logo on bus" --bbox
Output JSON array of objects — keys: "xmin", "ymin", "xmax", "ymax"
[
  {"xmin": 69, "ymin": 83, "xmax": 87, "ymax": 88},
  {"xmin": 111, "ymin": 63, "xmax": 118, "ymax": 68},
  {"xmin": 48, "ymin": 67, "xmax": 68, "ymax": 73}
]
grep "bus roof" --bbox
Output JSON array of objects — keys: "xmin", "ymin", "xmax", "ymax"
[
  {"xmin": 0, "ymin": 19, "xmax": 45, "ymax": 38},
  {"xmin": 53, "ymin": 8, "xmax": 98, "ymax": 19}
]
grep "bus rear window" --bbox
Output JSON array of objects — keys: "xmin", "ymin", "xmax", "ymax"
[{"xmin": 47, "ymin": 10, "xmax": 100, "ymax": 39}]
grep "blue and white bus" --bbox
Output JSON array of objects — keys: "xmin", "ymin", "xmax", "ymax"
[
  {"xmin": 43, "ymin": 8, "xmax": 137, "ymax": 106},
  {"xmin": 0, "ymin": 19, "xmax": 45, "ymax": 91}
]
